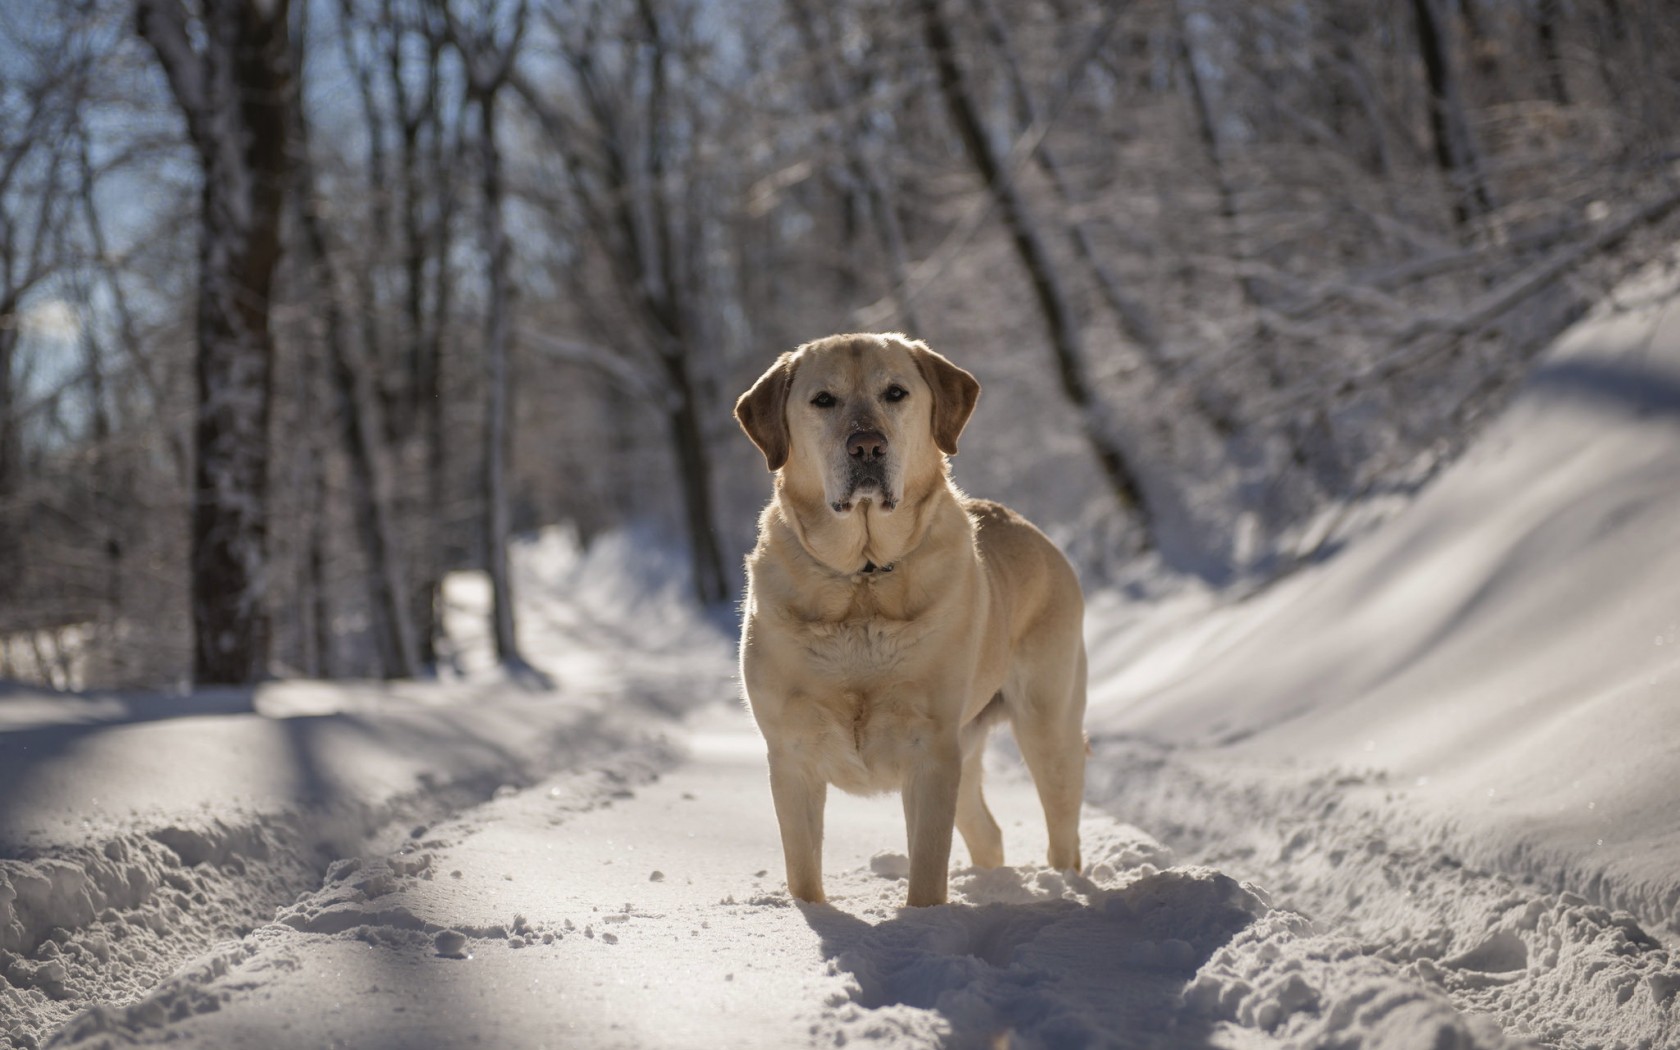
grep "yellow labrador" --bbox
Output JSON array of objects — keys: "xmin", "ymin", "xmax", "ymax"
[{"xmin": 734, "ymin": 332, "xmax": 1086, "ymax": 907}]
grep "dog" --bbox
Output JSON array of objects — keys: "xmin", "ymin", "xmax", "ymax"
[{"xmin": 734, "ymin": 332, "xmax": 1087, "ymax": 907}]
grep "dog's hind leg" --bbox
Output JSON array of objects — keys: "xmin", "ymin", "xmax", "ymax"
[
  {"xmin": 1009, "ymin": 650, "xmax": 1087, "ymax": 873},
  {"xmin": 955, "ymin": 735, "xmax": 1004, "ymax": 868}
]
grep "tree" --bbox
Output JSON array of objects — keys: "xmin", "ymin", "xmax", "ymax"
[
  {"xmin": 515, "ymin": 0, "xmax": 734, "ymax": 605},
  {"xmin": 916, "ymin": 0, "xmax": 1152, "ymax": 539},
  {"xmin": 1411, "ymin": 0, "xmax": 1494, "ymax": 226},
  {"xmin": 1534, "ymin": 0, "xmax": 1569, "ymax": 107},
  {"xmin": 137, "ymin": 0, "xmax": 293, "ymax": 684},
  {"xmin": 439, "ymin": 0, "xmax": 529, "ymax": 665},
  {"xmin": 289, "ymin": 0, "xmax": 421, "ymax": 679},
  {"xmin": 9, "ymin": 0, "xmax": 1680, "ymax": 693},
  {"xmin": 783, "ymin": 0, "xmax": 922, "ymax": 332},
  {"xmin": 334, "ymin": 0, "xmax": 461, "ymax": 666}
]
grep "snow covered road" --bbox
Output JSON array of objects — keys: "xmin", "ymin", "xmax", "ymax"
[
  {"xmin": 42, "ymin": 705, "xmax": 1276, "ymax": 1049},
  {"xmin": 7, "ymin": 672, "xmax": 1676, "ymax": 1049},
  {"xmin": 32, "ymin": 696, "xmax": 1607, "ymax": 1050}
]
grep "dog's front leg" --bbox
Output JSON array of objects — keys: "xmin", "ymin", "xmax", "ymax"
[
  {"xmin": 901, "ymin": 733, "xmax": 961, "ymax": 907},
  {"xmin": 767, "ymin": 749, "xmax": 827, "ymax": 903}
]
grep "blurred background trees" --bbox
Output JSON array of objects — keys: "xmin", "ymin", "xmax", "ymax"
[{"xmin": 2, "ymin": 0, "xmax": 1678, "ymax": 688}]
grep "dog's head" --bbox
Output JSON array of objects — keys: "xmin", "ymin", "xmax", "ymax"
[{"xmin": 735, "ymin": 333, "xmax": 980, "ymax": 516}]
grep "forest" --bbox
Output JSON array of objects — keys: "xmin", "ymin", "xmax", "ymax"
[{"xmin": 2, "ymin": 0, "xmax": 1677, "ymax": 689}]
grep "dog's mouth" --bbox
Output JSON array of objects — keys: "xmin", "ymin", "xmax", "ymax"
[{"xmin": 829, "ymin": 463, "xmax": 897, "ymax": 514}]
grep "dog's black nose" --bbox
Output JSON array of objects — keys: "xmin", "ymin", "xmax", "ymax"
[{"xmin": 847, "ymin": 429, "xmax": 888, "ymax": 460}]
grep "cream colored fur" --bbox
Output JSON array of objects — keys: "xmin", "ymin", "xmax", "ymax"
[{"xmin": 734, "ymin": 332, "xmax": 1087, "ymax": 907}]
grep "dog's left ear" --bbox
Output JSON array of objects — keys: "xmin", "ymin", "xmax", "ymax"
[
  {"xmin": 910, "ymin": 342, "xmax": 981, "ymax": 455},
  {"xmin": 735, "ymin": 352, "xmax": 797, "ymax": 471}
]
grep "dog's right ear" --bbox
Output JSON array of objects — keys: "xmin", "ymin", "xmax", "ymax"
[{"xmin": 735, "ymin": 352, "xmax": 796, "ymax": 472}]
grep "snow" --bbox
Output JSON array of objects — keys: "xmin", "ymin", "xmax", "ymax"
[
  {"xmin": 29, "ymin": 709, "xmax": 1275, "ymax": 1050},
  {"xmin": 7, "ymin": 263, "xmax": 1680, "ymax": 1048},
  {"xmin": 1086, "ymin": 259, "xmax": 1680, "ymax": 935},
  {"xmin": 0, "ymin": 530, "xmax": 729, "ymax": 1048},
  {"xmin": 1077, "ymin": 257, "xmax": 1680, "ymax": 1047}
]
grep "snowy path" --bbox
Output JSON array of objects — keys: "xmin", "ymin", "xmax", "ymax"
[
  {"xmin": 42, "ymin": 696, "xmax": 1601, "ymax": 1050},
  {"xmin": 48, "ymin": 706, "xmax": 1281, "ymax": 1049}
]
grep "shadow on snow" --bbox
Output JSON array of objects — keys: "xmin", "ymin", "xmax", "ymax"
[{"xmin": 797, "ymin": 865, "xmax": 1267, "ymax": 1049}]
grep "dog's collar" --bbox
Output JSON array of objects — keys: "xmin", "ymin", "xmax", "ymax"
[{"xmin": 859, "ymin": 560, "xmax": 895, "ymax": 576}]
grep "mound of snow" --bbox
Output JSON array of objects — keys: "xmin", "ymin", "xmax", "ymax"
[
  {"xmin": 1091, "ymin": 257, "xmax": 1680, "ymax": 935},
  {"xmin": 1086, "ymin": 258, "xmax": 1680, "ymax": 1046}
]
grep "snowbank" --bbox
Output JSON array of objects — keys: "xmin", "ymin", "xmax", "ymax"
[{"xmin": 1084, "ymin": 258, "xmax": 1680, "ymax": 1045}]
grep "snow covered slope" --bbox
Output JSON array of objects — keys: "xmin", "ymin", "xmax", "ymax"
[
  {"xmin": 1082, "ymin": 259, "xmax": 1680, "ymax": 1046},
  {"xmin": 1089, "ymin": 258, "xmax": 1680, "ymax": 929}
]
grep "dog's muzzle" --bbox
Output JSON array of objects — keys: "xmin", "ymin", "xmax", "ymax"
[{"xmin": 830, "ymin": 429, "xmax": 897, "ymax": 513}]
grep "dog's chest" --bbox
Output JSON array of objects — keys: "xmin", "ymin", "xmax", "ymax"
[
  {"xmin": 772, "ymin": 609, "xmax": 942, "ymax": 793},
  {"xmin": 795, "ymin": 613, "xmax": 924, "ymax": 679}
]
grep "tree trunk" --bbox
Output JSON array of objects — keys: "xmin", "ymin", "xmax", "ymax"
[
  {"xmin": 1534, "ymin": 0, "xmax": 1570, "ymax": 106},
  {"xmin": 667, "ymin": 397, "xmax": 730, "ymax": 606},
  {"xmin": 438, "ymin": 0, "xmax": 527, "ymax": 667},
  {"xmin": 73, "ymin": 264, "xmax": 125, "ymax": 683},
  {"xmin": 397, "ymin": 39, "xmax": 442, "ymax": 669},
  {"xmin": 308, "ymin": 469, "xmax": 332, "ymax": 678},
  {"xmin": 665, "ymin": 356, "xmax": 730, "ymax": 605},
  {"xmin": 0, "ymin": 324, "xmax": 21, "ymax": 616},
  {"xmin": 1174, "ymin": 0, "xmax": 1263, "ymax": 313},
  {"xmin": 140, "ymin": 0, "xmax": 293, "ymax": 685},
  {"xmin": 295, "ymin": 187, "xmax": 421, "ymax": 681},
  {"xmin": 477, "ymin": 88, "xmax": 521, "ymax": 665},
  {"xmin": 0, "ymin": 328, "xmax": 15, "ymax": 506},
  {"xmin": 289, "ymin": 1, "xmax": 419, "ymax": 680},
  {"xmin": 916, "ymin": 0, "xmax": 1150, "ymax": 533},
  {"xmin": 419, "ymin": 34, "xmax": 460, "ymax": 672},
  {"xmin": 1412, "ymin": 0, "xmax": 1495, "ymax": 226}
]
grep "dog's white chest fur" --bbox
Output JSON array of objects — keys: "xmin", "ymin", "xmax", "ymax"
[
  {"xmin": 797, "ymin": 611, "xmax": 922, "ymax": 679},
  {"xmin": 771, "ymin": 612, "xmax": 939, "ymax": 794}
]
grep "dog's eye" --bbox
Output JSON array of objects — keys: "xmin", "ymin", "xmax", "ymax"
[
  {"xmin": 811, "ymin": 392, "xmax": 837, "ymax": 408},
  {"xmin": 883, "ymin": 385, "xmax": 908, "ymax": 403}
]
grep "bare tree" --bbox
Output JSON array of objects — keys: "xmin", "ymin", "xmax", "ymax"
[
  {"xmin": 289, "ymin": 0, "xmax": 421, "ymax": 679},
  {"xmin": 439, "ymin": 0, "xmax": 529, "ymax": 665},
  {"xmin": 9, "ymin": 0, "xmax": 1680, "ymax": 694},
  {"xmin": 390, "ymin": 2, "xmax": 461, "ymax": 667},
  {"xmin": 1534, "ymin": 0, "xmax": 1569, "ymax": 107},
  {"xmin": 1412, "ymin": 0, "xmax": 1494, "ymax": 226},
  {"xmin": 514, "ymin": 0, "xmax": 734, "ymax": 604},
  {"xmin": 329, "ymin": 0, "xmax": 459, "ymax": 668},
  {"xmin": 783, "ymin": 0, "xmax": 922, "ymax": 332},
  {"xmin": 0, "ymin": 40, "xmax": 80, "ymax": 520},
  {"xmin": 916, "ymin": 0, "xmax": 1152, "ymax": 535},
  {"xmin": 137, "ymin": 0, "xmax": 293, "ymax": 684},
  {"xmin": 0, "ymin": 124, "xmax": 58, "ymax": 521}
]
